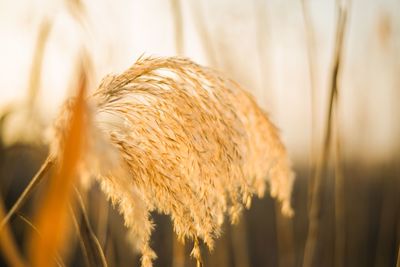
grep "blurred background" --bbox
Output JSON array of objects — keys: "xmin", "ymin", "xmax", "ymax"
[{"xmin": 0, "ymin": 0, "xmax": 399, "ymax": 266}]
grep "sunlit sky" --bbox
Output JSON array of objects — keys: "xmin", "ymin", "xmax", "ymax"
[{"xmin": 0, "ymin": 0, "xmax": 399, "ymax": 163}]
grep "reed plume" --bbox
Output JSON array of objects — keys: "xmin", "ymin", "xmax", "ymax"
[{"xmin": 51, "ymin": 56, "xmax": 294, "ymax": 267}]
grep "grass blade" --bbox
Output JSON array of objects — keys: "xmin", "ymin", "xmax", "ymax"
[
  {"xmin": 0, "ymin": 156, "xmax": 55, "ymax": 231},
  {"xmin": 28, "ymin": 67, "xmax": 87, "ymax": 267},
  {"xmin": 73, "ymin": 188, "xmax": 108, "ymax": 267}
]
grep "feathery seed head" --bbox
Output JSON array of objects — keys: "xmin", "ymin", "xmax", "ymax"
[{"xmin": 51, "ymin": 56, "xmax": 295, "ymax": 267}]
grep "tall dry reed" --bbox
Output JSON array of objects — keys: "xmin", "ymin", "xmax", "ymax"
[
  {"xmin": 302, "ymin": 0, "xmax": 349, "ymax": 266},
  {"xmin": 49, "ymin": 56, "xmax": 294, "ymax": 267}
]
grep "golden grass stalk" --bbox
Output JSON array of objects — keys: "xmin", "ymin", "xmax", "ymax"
[
  {"xmin": 72, "ymin": 188, "xmax": 108, "ymax": 267},
  {"xmin": 0, "ymin": 156, "xmax": 54, "ymax": 231},
  {"xmin": 302, "ymin": 1, "xmax": 349, "ymax": 266},
  {"xmin": 28, "ymin": 67, "xmax": 87, "ymax": 267},
  {"xmin": 48, "ymin": 56, "xmax": 294, "ymax": 267}
]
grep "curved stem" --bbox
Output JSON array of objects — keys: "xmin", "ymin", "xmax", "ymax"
[{"xmin": 0, "ymin": 155, "xmax": 55, "ymax": 231}]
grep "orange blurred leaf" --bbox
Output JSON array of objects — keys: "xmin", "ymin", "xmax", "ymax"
[{"xmin": 28, "ymin": 69, "xmax": 87, "ymax": 267}]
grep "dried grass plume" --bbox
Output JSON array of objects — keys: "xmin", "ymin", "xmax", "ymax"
[{"xmin": 52, "ymin": 56, "xmax": 295, "ymax": 267}]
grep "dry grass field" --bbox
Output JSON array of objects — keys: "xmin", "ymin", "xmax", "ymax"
[{"xmin": 0, "ymin": 0, "xmax": 399, "ymax": 267}]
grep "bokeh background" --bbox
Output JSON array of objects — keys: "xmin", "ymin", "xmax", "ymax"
[{"xmin": 0, "ymin": 0, "xmax": 399, "ymax": 266}]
